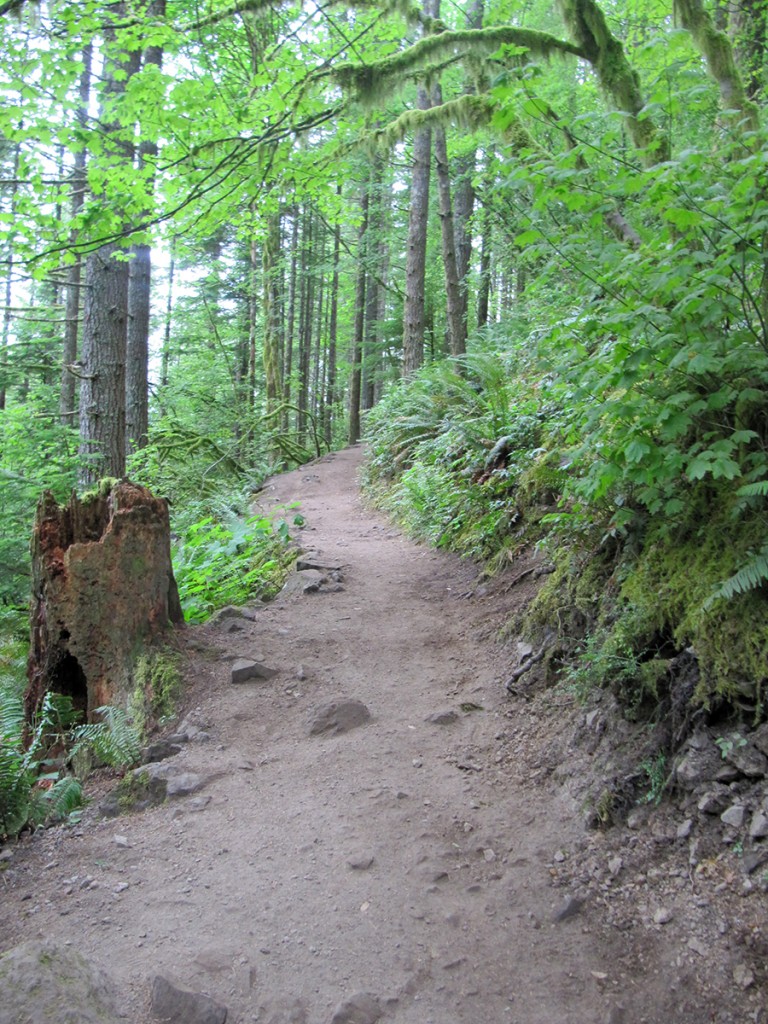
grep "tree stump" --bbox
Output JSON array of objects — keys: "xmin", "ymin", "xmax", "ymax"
[{"xmin": 25, "ymin": 481, "xmax": 184, "ymax": 724}]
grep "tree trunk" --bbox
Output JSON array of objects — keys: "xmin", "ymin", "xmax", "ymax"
[
  {"xmin": 60, "ymin": 44, "xmax": 92, "ymax": 425},
  {"xmin": 263, "ymin": 209, "xmax": 283, "ymax": 425},
  {"xmin": 25, "ymin": 481, "xmax": 183, "ymax": 726},
  {"xmin": 402, "ymin": 2, "xmax": 437, "ymax": 377},
  {"xmin": 79, "ymin": 242, "xmax": 129, "ymax": 485},
  {"xmin": 126, "ymin": 2, "xmax": 165, "ymax": 455},
  {"xmin": 297, "ymin": 208, "xmax": 314, "ymax": 447},
  {"xmin": 160, "ymin": 238, "xmax": 175, "ymax": 390},
  {"xmin": 283, "ymin": 207, "xmax": 300, "ymax": 429},
  {"xmin": 0, "ymin": 139, "xmax": 21, "ymax": 412},
  {"xmin": 348, "ymin": 187, "xmax": 369, "ymax": 445},
  {"xmin": 323, "ymin": 189, "xmax": 342, "ymax": 447},
  {"xmin": 432, "ymin": 82, "xmax": 464, "ymax": 357},
  {"xmin": 476, "ymin": 198, "xmax": 492, "ymax": 329},
  {"xmin": 78, "ymin": 6, "xmax": 138, "ymax": 485}
]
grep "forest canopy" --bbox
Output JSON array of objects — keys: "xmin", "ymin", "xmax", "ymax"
[{"xmin": 0, "ymin": 0, "xmax": 767, "ymax": 719}]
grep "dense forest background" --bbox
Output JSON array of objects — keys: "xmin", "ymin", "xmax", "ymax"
[{"xmin": 0, "ymin": 0, "xmax": 767, "ymax": 730}]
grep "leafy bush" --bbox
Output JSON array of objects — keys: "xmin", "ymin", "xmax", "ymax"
[{"xmin": 172, "ymin": 507, "xmax": 296, "ymax": 622}]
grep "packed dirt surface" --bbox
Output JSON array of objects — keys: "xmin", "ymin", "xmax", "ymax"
[{"xmin": 1, "ymin": 446, "xmax": 766, "ymax": 1024}]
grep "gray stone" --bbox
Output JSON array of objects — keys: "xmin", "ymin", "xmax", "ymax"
[
  {"xmin": 697, "ymin": 786, "xmax": 731, "ymax": 814},
  {"xmin": 721, "ymin": 804, "xmax": 746, "ymax": 829},
  {"xmin": 676, "ymin": 818, "xmax": 694, "ymax": 839},
  {"xmin": 0, "ymin": 940, "xmax": 123, "ymax": 1024},
  {"xmin": 553, "ymin": 895, "xmax": 584, "ymax": 922},
  {"xmin": 329, "ymin": 992, "xmax": 381, "ymax": 1024},
  {"xmin": 309, "ymin": 700, "xmax": 371, "ymax": 737},
  {"xmin": 142, "ymin": 740, "xmax": 182, "ymax": 764},
  {"xmin": 724, "ymin": 739, "xmax": 768, "ymax": 779},
  {"xmin": 742, "ymin": 848, "xmax": 768, "ymax": 875},
  {"xmin": 231, "ymin": 658, "xmax": 278, "ymax": 684},
  {"xmin": 346, "ymin": 853, "xmax": 375, "ymax": 871},
  {"xmin": 133, "ymin": 762, "xmax": 205, "ymax": 803},
  {"xmin": 165, "ymin": 772, "xmax": 204, "ymax": 798},
  {"xmin": 749, "ymin": 808, "xmax": 768, "ymax": 839},
  {"xmin": 151, "ymin": 974, "xmax": 228, "ymax": 1024},
  {"xmin": 426, "ymin": 710, "xmax": 458, "ymax": 726},
  {"xmin": 753, "ymin": 722, "xmax": 768, "ymax": 758},
  {"xmin": 653, "ymin": 907, "xmax": 673, "ymax": 925},
  {"xmin": 211, "ymin": 605, "xmax": 257, "ymax": 623},
  {"xmin": 296, "ymin": 552, "xmax": 343, "ymax": 573},
  {"xmin": 676, "ymin": 745, "xmax": 723, "ymax": 788}
]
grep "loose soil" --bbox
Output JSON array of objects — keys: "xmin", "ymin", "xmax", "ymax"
[{"xmin": 1, "ymin": 446, "xmax": 766, "ymax": 1024}]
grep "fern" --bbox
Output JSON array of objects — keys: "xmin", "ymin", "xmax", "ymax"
[
  {"xmin": 736, "ymin": 481, "xmax": 768, "ymax": 498},
  {"xmin": 71, "ymin": 705, "xmax": 141, "ymax": 768},
  {"xmin": 705, "ymin": 541, "xmax": 768, "ymax": 609}
]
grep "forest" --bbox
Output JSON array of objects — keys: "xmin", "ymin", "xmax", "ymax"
[{"xmin": 1, "ymin": 0, "xmax": 768, "ymax": 832}]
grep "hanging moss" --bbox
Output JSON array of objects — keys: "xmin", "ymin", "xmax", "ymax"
[
  {"xmin": 369, "ymin": 95, "xmax": 495, "ymax": 149},
  {"xmin": 333, "ymin": 26, "xmax": 585, "ymax": 105},
  {"xmin": 557, "ymin": 0, "xmax": 669, "ymax": 164},
  {"xmin": 674, "ymin": 0, "xmax": 760, "ymax": 135}
]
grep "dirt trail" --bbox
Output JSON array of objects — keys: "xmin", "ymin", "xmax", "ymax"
[{"xmin": 0, "ymin": 446, "xmax": 743, "ymax": 1023}]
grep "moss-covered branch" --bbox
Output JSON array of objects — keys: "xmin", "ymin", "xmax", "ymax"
[
  {"xmin": 674, "ymin": 0, "xmax": 760, "ymax": 134},
  {"xmin": 333, "ymin": 26, "xmax": 585, "ymax": 103},
  {"xmin": 557, "ymin": 0, "xmax": 669, "ymax": 165}
]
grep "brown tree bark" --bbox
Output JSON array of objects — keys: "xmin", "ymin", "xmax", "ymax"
[
  {"xmin": 25, "ymin": 481, "xmax": 183, "ymax": 725},
  {"xmin": 78, "ymin": 6, "xmax": 139, "ymax": 485},
  {"xmin": 348, "ymin": 187, "xmax": 369, "ymax": 444},
  {"xmin": 60, "ymin": 44, "xmax": 92, "ymax": 425},
  {"xmin": 126, "ymin": 0, "xmax": 165, "ymax": 455},
  {"xmin": 323, "ymin": 187, "xmax": 342, "ymax": 447},
  {"xmin": 432, "ymin": 81, "xmax": 464, "ymax": 357}
]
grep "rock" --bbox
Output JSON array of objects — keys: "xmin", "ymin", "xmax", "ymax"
[
  {"xmin": 720, "ymin": 804, "xmax": 746, "ymax": 829},
  {"xmin": 425, "ymin": 710, "xmax": 458, "ymax": 726},
  {"xmin": 733, "ymin": 963, "xmax": 755, "ymax": 990},
  {"xmin": 309, "ymin": 700, "xmax": 371, "ymax": 737},
  {"xmin": 676, "ymin": 819, "xmax": 694, "ymax": 839},
  {"xmin": 142, "ymin": 740, "xmax": 182, "ymax": 764},
  {"xmin": 687, "ymin": 936, "xmax": 708, "ymax": 957},
  {"xmin": 553, "ymin": 895, "xmax": 584, "ymax": 922},
  {"xmin": 303, "ymin": 574, "xmax": 326, "ymax": 594},
  {"xmin": 126, "ymin": 762, "xmax": 205, "ymax": 805},
  {"xmin": 724, "ymin": 739, "xmax": 768, "ymax": 779},
  {"xmin": 585, "ymin": 709, "xmax": 601, "ymax": 729},
  {"xmin": 626, "ymin": 807, "xmax": 650, "ymax": 830},
  {"xmin": 742, "ymin": 848, "xmax": 768, "ymax": 874},
  {"xmin": 749, "ymin": 808, "xmax": 768, "ymax": 839},
  {"xmin": 676, "ymin": 744, "xmax": 723, "ymax": 788},
  {"xmin": 296, "ymin": 552, "xmax": 343, "ymax": 573},
  {"xmin": 608, "ymin": 856, "xmax": 623, "ymax": 877},
  {"xmin": 230, "ymin": 658, "xmax": 278, "ymax": 684},
  {"xmin": 0, "ymin": 940, "xmax": 123, "ymax": 1024},
  {"xmin": 697, "ymin": 786, "xmax": 731, "ymax": 815},
  {"xmin": 329, "ymin": 992, "xmax": 381, "ymax": 1024},
  {"xmin": 113, "ymin": 834, "xmax": 131, "ymax": 848},
  {"xmin": 150, "ymin": 974, "xmax": 228, "ymax": 1024},
  {"xmin": 753, "ymin": 722, "xmax": 768, "ymax": 758},
  {"xmin": 346, "ymin": 853, "xmax": 375, "ymax": 871},
  {"xmin": 211, "ymin": 605, "xmax": 257, "ymax": 623},
  {"xmin": 165, "ymin": 772, "xmax": 204, "ymax": 798},
  {"xmin": 653, "ymin": 907, "xmax": 673, "ymax": 925}
]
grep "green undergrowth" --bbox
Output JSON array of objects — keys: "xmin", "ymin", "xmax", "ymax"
[
  {"xmin": 128, "ymin": 648, "xmax": 183, "ymax": 740},
  {"xmin": 363, "ymin": 346, "xmax": 768, "ymax": 727},
  {"xmin": 169, "ymin": 488, "xmax": 299, "ymax": 623}
]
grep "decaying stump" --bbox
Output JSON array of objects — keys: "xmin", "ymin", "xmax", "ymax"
[{"xmin": 25, "ymin": 481, "xmax": 184, "ymax": 724}]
